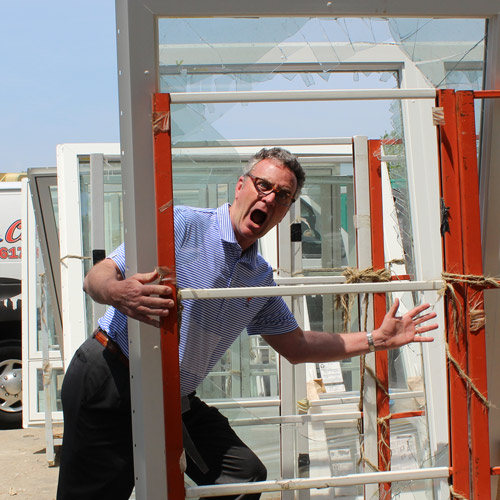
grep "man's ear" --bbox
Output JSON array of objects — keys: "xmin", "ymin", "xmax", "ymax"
[{"xmin": 234, "ymin": 176, "xmax": 245, "ymax": 201}]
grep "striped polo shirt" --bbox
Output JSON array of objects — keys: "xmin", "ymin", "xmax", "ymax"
[{"xmin": 98, "ymin": 203, "xmax": 298, "ymax": 395}]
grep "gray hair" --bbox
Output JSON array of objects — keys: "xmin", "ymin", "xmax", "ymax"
[{"xmin": 243, "ymin": 147, "xmax": 306, "ymax": 198}]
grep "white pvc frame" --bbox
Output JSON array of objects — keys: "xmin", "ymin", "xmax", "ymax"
[
  {"xmin": 116, "ymin": 3, "xmax": 499, "ymax": 498},
  {"xmin": 56, "ymin": 143, "xmax": 120, "ymax": 369},
  {"xmin": 21, "ymin": 177, "xmax": 64, "ymax": 428}
]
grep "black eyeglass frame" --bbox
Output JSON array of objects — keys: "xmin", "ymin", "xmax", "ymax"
[{"xmin": 245, "ymin": 173, "xmax": 297, "ymax": 207}]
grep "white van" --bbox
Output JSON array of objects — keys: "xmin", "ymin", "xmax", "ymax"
[{"xmin": 0, "ymin": 177, "xmax": 24, "ymax": 428}]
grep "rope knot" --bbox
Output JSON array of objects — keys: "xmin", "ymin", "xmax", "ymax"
[{"xmin": 334, "ymin": 266, "xmax": 391, "ymax": 332}]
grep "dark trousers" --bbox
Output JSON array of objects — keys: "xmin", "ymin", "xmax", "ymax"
[{"xmin": 57, "ymin": 337, "xmax": 267, "ymax": 500}]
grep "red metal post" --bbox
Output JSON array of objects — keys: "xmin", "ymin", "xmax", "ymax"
[
  {"xmin": 436, "ymin": 89, "xmax": 470, "ymax": 497},
  {"xmin": 368, "ymin": 140, "xmax": 391, "ymax": 498},
  {"xmin": 456, "ymin": 90, "xmax": 491, "ymax": 498},
  {"xmin": 152, "ymin": 93, "xmax": 185, "ymax": 499},
  {"xmin": 473, "ymin": 90, "xmax": 500, "ymax": 99}
]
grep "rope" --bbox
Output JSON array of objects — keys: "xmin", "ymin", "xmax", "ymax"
[
  {"xmin": 357, "ymin": 439, "xmax": 380, "ymax": 472},
  {"xmin": 449, "ymin": 486, "xmax": 469, "ymax": 500},
  {"xmin": 323, "ymin": 266, "xmax": 393, "ymax": 475},
  {"xmin": 334, "ymin": 266, "xmax": 392, "ymax": 332},
  {"xmin": 440, "ymin": 271, "xmax": 500, "ymax": 334},
  {"xmin": 377, "ymin": 414, "xmax": 392, "ymax": 471},
  {"xmin": 442, "ymin": 271, "xmax": 500, "ymax": 289},
  {"xmin": 439, "ymin": 272, "xmax": 494, "ymax": 409},
  {"xmin": 60, "ymin": 254, "xmax": 91, "ymax": 268},
  {"xmin": 365, "ymin": 364, "xmax": 390, "ymax": 398},
  {"xmin": 153, "ymin": 111, "xmax": 170, "ymax": 134},
  {"xmin": 469, "ymin": 308, "xmax": 485, "ymax": 332},
  {"xmin": 297, "ymin": 399, "xmax": 311, "ymax": 413},
  {"xmin": 42, "ymin": 360, "xmax": 53, "ymax": 387},
  {"xmin": 445, "ymin": 343, "xmax": 491, "ymax": 409}
]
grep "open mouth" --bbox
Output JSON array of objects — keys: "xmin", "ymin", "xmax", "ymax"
[{"xmin": 250, "ymin": 209, "xmax": 267, "ymax": 226}]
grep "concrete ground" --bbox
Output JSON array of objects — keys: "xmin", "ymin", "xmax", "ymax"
[{"xmin": 0, "ymin": 427, "xmax": 59, "ymax": 499}]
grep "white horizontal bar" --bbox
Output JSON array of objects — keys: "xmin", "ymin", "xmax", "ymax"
[
  {"xmin": 210, "ymin": 398, "xmax": 281, "ymax": 409},
  {"xmin": 185, "ymin": 467, "xmax": 450, "ymax": 497},
  {"xmin": 229, "ymin": 411, "xmax": 362, "ymax": 427},
  {"xmin": 311, "ymin": 390, "xmax": 425, "ymax": 406},
  {"xmin": 179, "ymin": 280, "xmax": 444, "ymax": 300},
  {"xmin": 170, "ymin": 88, "xmax": 437, "ymax": 104},
  {"xmin": 172, "ymin": 154, "xmax": 353, "ymax": 164},
  {"xmin": 173, "ymin": 137, "xmax": 354, "ymax": 147}
]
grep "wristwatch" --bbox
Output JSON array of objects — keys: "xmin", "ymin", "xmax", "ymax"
[{"xmin": 366, "ymin": 331, "xmax": 376, "ymax": 352}]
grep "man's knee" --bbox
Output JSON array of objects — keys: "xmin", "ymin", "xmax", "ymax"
[
  {"xmin": 251, "ymin": 457, "xmax": 267, "ymax": 483},
  {"xmin": 235, "ymin": 446, "xmax": 267, "ymax": 482}
]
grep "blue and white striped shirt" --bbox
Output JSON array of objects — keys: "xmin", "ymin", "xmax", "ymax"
[{"xmin": 98, "ymin": 203, "xmax": 298, "ymax": 395}]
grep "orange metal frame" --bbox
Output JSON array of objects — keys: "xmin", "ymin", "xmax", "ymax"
[
  {"xmin": 437, "ymin": 89, "xmax": 492, "ymax": 498},
  {"xmin": 152, "ymin": 93, "xmax": 185, "ymax": 498}
]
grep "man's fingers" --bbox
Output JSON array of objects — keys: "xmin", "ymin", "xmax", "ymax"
[
  {"xmin": 413, "ymin": 311, "xmax": 437, "ymax": 325},
  {"xmin": 413, "ymin": 335, "xmax": 434, "ymax": 343},
  {"xmin": 137, "ymin": 304, "xmax": 172, "ymax": 317},
  {"xmin": 408, "ymin": 302, "xmax": 432, "ymax": 318},
  {"xmin": 416, "ymin": 322, "xmax": 439, "ymax": 333},
  {"xmin": 132, "ymin": 270, "xmax": 160, "ymax": 284},
  {"xmin": 140, "ymin": 296, "xmax": 174, "ymax": 310},
  {"xmin": 141, "ymin": 284, "xmax": 173, "ymax": 297},
  {"xmin": 388, "ymin": 297, "xmax": 400, "ymax": 318}
]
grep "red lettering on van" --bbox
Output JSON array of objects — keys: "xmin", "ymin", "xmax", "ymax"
[{"xmin": 5, "ymin": 220, "xmax": 21, "ymax": 243}]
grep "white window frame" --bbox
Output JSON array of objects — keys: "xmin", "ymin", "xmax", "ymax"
[
  {"xmin": 56, "ymin": 143, "xmax": 120, "ymax": 369},
  {"xmin": 116, "ymin": 4, "xmax": 499, "ymax": 498}
]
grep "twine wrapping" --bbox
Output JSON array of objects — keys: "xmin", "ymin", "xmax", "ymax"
[
  {"xmin": 328, "ymin": 266, "xmax": 392, "ymax": 474},
  {"xmin": 60, "ymin": 254, "xmax": 91, "ymax": 268},
  {"xmin": 445, "ymin": 343, "xmax": 491, "ymax": 410},
  {"xmin": 334, "ymin": 266, "xmax": 392, "ymax": 333},
  {"xmin": 153, "ymin": 111, "xmax": 170, "ymax": 134},
  {"xmin": 377, "ymin": 414, "xmax": 392, "ymax": 471},
  {"xmin": 440, "ymin": 271, "xmax": 494, "ymax": 409},
  {"xmin": 449, "ymin": 486, "xmax": 469, "ymax": 500}
]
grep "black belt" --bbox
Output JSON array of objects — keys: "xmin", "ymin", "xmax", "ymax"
[{"xmin": 93, "ymin": 328, "xmax": 129, "ymax": 368}]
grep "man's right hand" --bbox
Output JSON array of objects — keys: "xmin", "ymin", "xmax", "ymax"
[
  {"xmin": 83, "ymin": 258, "xmax": 174, "ymax": 328},
  {"xmin": 108, "ymin": 270, "xmax": 174, "ymax": 327}
]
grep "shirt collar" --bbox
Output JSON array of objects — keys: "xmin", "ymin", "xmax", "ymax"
[{"xmin": 217, "ymin": 203, "xmax": 258, "ymax": 265}]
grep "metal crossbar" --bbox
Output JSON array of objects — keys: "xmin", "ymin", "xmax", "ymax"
[
  {"xmin": 170, "ymin": 88, "xmax": 437, "ymax": 104},
  {"xmin": 185, "ymin": 467, "xmax": 450, "ymax": 498},
  {"xmin": 179, "ymin": 279, "xmax": 444, "ymax": 300}
]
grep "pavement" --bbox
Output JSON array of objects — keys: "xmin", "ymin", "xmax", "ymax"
[{"xmin": 0, "ymin": 427, "xmax": 59, "ymax": 499}]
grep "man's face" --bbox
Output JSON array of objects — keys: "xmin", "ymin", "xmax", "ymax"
[{"xmin": 229, "ymin": 158, "xmax": 298, "ymax": 251}]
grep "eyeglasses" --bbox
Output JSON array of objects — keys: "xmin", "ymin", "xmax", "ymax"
[{"xmin": 246, "ymin": 174, "xmax": 296, "ymax": 207}]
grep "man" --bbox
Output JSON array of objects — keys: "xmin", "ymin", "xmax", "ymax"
[{"xmin": 57, "ymin": 148, "xmax": 437, "ymax": 500}]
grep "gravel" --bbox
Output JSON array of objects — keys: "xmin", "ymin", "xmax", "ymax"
[{"xmin": 0, "ymin": 427, "xmax": 59, "ymax": 499}]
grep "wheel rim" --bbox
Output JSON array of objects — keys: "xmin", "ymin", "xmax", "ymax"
[{"xmin": 0, "ymin": 358, "xmax": 22, "ymax": 413}]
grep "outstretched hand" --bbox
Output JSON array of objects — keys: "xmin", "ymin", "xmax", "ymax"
[
  {"xmin": 374, "ymin": 298, "xmax": 437, "ymax": 350},
  {"xmin": 108, "ymin": 269, "xmax": 174, "ymax": 328}
]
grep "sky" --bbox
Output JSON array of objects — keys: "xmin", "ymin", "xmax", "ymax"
[
  {"xmin": 0, "ymin": 5, "xmax": 486, "ymax": 174},
  {"xmin": 0, "ymin": 1, "xmax": 119, "ymax": 173}
]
